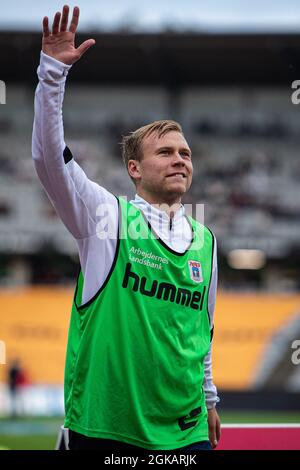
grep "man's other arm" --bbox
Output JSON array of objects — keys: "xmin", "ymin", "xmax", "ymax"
[{"xmin": 204, "ymin": 235, "xmax": 221, "ymax": 448}]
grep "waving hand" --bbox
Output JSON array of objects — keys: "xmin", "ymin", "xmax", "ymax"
[{"xmin": 42, "ymin": 5, "xmax": 95, "ymax": 65}]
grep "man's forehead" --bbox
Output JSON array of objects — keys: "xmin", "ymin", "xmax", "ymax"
[{"xmin": 143, "ymin": 131, "xmax": 190, "ymax": 150}]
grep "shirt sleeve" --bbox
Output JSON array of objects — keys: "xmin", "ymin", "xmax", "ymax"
[
  {"xmin": 203, "ymin": 234, "xmax": 220, "ymax": 409},
  {"xmin": 31, "ymin": 51, "xmax": 116, "ymax": 240}
]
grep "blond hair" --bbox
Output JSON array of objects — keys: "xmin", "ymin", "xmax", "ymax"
[{"xmin": 121, "ymin": 120, "xmax": 183, "ymax": 183}]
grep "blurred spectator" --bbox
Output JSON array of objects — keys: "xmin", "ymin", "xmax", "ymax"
[{"xmin": 7, "ymin": 358, "xmax": 28, "ymax": 417}]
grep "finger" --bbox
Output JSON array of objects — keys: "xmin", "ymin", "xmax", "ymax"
[
  {"xmin": 210, "ymin": 439, "xmax": 217, "ymax": 449},
  {"xmin": 52, "ymin": 12, "xmax": 61, "ymax": 35},
  {"xmin": 43, "ymin": 17, "xmax": 50, "ymax": 37},
  {"xmin": 216, "ymin": 421, "xmax": 221, "ymax": 442},
  {"xmin": 60, "ymin": 5, "xmax": 69, "ymax": 32},
  {"xmin": 209, "ymin": 426, "xmax": 217, "ymax": 449},
  {"xmin": 69, "ymin": 6, "xmax": 80, "ymax": 33},
  {"xmin": 76, "ymin": 39, "xmax": 96, "ymax": 57},
  {"xmin": 210, "ymin": 437, "xmax": 217, "ymax": 449}
]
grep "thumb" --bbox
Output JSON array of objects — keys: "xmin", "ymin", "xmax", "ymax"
[{"xmin": 77, "ymin": 39, "xmax": 96, "ymax": 58}]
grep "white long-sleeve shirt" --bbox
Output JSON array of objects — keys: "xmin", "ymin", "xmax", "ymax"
[{"xmin": 32, "ymin": 51, "xmax": 219, "ymax": 409}]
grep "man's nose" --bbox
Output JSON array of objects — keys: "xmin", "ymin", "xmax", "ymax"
[{"xmin": 172, "ymin": 152, "xmax": 185, "ymax": 164}]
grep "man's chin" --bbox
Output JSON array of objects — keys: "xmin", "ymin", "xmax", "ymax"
[
  {"xmin": 166, "ymin": 184, "xmax": 187, "ymax": 195},
  {"xmin": 163, "ymin": 185, "xmax": 187, "ymax": 200}
]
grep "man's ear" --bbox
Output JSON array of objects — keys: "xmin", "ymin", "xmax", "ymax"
[{"xmin": 128, "ymin": 159, "xmax": 141, "ymax": 181}]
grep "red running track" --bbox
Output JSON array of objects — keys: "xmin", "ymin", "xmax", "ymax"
[{"xmin": 216, "ymin": 424, "xmax": 300, "ymax": 450}]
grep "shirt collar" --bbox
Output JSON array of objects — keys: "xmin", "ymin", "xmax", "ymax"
[{"xmin": 131, "ymin": 194, "xmax": 185, "ymax": 221}]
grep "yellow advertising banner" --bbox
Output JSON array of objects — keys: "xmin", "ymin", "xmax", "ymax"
[{"xmin": 0, "ymin": 287, "xmax": 299, "ymax": 389}]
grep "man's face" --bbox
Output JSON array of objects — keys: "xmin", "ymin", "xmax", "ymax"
[{"xmin": 129, "ymin": 131, "xmax": 193, "ymax": 204}]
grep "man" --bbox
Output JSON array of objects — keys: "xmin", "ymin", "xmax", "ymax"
[{"xmin": 32, "ymin": 5, "xmax": 220, "ymax": 451}]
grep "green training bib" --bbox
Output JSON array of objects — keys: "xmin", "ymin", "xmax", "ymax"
[{"xmin": 64, "ymin": 197, "xmax": 214, "ymax": 450}]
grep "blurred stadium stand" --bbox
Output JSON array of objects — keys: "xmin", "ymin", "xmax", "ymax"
[{"xmin": 0, "ymin": 31, "xmax": 300, "ymax": 415}]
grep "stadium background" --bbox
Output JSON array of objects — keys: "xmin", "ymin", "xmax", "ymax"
[{"xmin": 0, "ymin": 0, "xmax": 300, "ymax": 449}]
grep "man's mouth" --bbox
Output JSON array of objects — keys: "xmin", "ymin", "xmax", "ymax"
[{"xmin": 166, "ymin": 173, "xmax": 186, "ymax": 178}]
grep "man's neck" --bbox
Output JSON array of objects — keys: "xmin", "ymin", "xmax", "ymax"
[{"xmin": 136, "ymin": 192, "xmax": 182, "ymax": 218}]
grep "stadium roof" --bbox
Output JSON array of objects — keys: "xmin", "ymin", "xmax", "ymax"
[
  {"xmin": 1, "ymin": 0, "xmax": 300, "ymax": 34},
  {"xmin": 1, "ymin": 31, "xmax": 300, "ymax": 86}
]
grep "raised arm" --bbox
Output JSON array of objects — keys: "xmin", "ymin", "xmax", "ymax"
[{"xmin": 32, "ymin": 6, "xmax": 116, "ymax": 240}]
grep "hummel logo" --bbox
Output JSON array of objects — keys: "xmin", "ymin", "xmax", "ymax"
[{"xmin": 178, "ymin": 406, "xmax": 202, "ymax": 431}]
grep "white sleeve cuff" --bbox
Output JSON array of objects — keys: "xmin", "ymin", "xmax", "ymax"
[
  {"xmin": 206, "ymin": 395, "xmax": 220, "ymax": 410},
  {"xmin": 38, "ymin": 50, "xmax": 72, "ymax": 81}
]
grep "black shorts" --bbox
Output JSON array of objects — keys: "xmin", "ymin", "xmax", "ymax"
[{"xmin": 68, "ymin": 429, "xmax": 212, "ymax": 452}]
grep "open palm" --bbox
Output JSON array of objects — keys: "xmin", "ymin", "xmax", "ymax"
[{"xmin": 42, "ymin": 5, "xmax": 95, "ymax": 65}]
